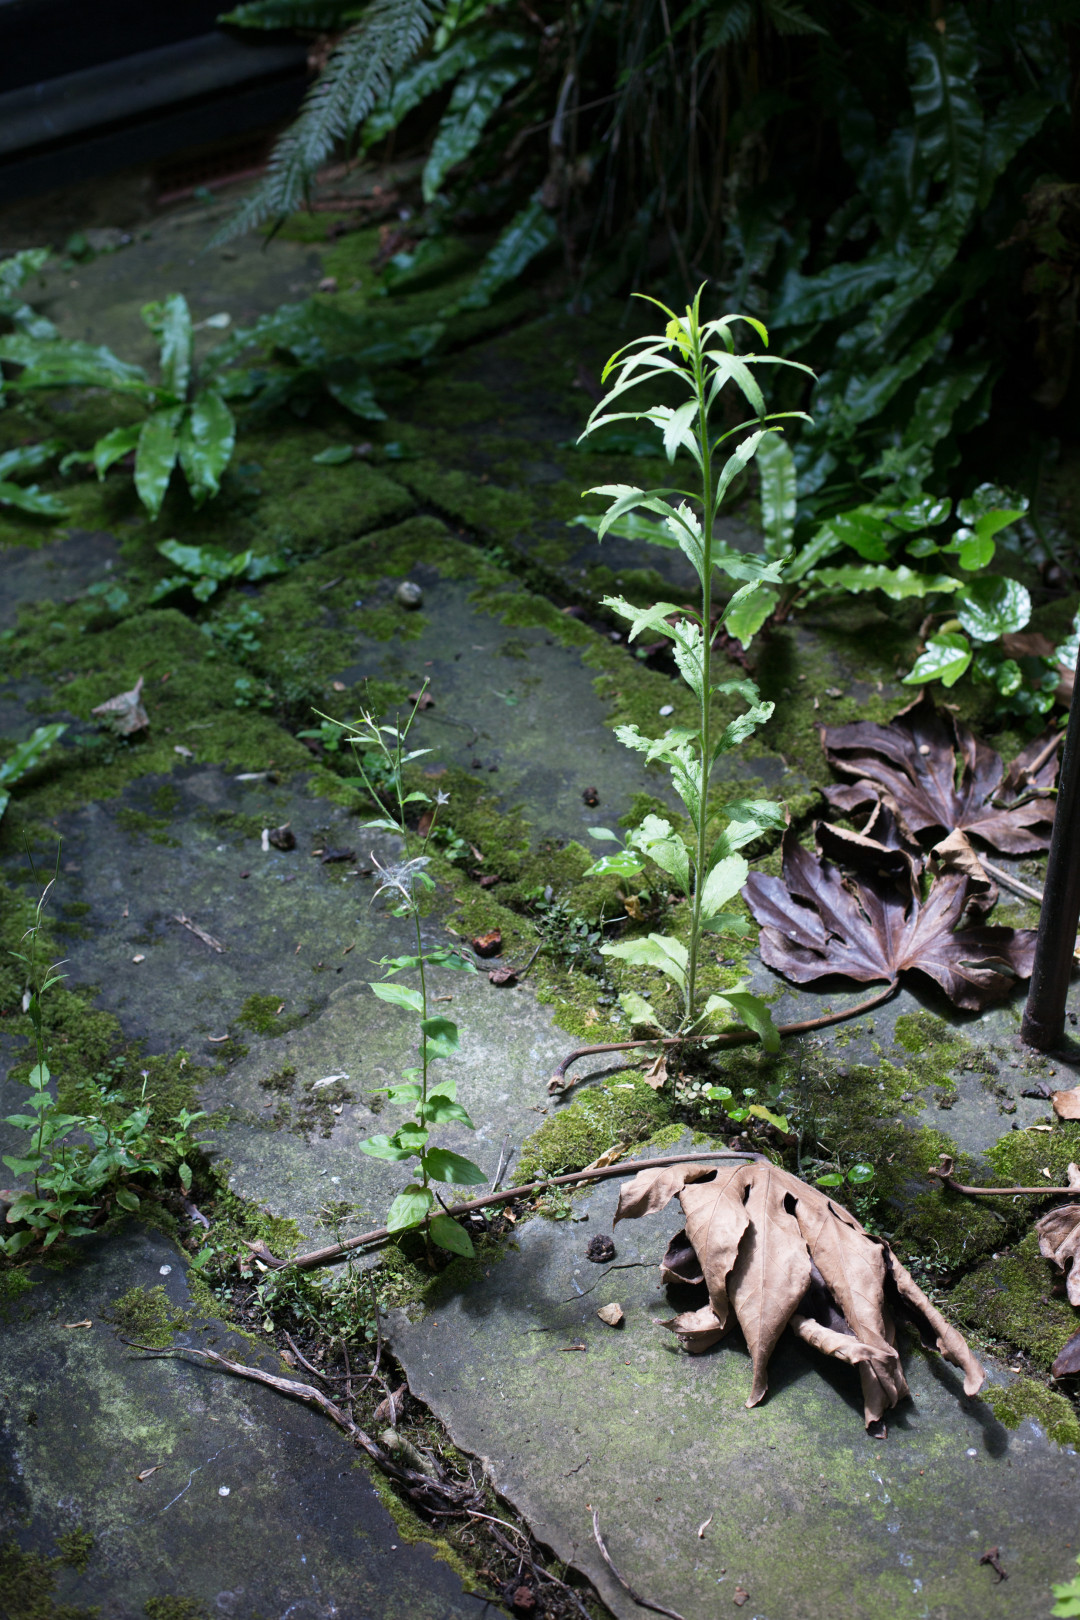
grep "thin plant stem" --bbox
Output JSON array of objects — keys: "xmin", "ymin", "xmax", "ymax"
[{"xmin": 686, "ymin": 299, "xmax": 712, "ymax": 1026}]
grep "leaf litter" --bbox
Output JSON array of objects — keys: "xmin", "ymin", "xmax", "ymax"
[
  {"xmin": 821, "ymin": 692, "xmax": 1058, "ymax": 856},
  {"xmin": 614, "ymin": 1158, "xmax": 984, "ymax": 1429},
  {"xmin": 743, "ymin": 804, "xmax": 1036, "ymax": 1011}
]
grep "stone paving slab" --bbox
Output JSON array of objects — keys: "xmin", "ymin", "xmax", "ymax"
[
  {"xmin": 390, "ymin": 1158, "xmax": 1080, "ymax": 1620},
  {"xmin": 0, "ymin": 1224, "xmax": 481, "ymax": 1620}
]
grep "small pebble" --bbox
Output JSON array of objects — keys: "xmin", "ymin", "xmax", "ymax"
[
  {"xmin": 659, "ymin": 704, "xmax": 674, "ymax": 717},
  {"xmin": 396, "ymin": 581, "xmax": 423, "ymax": 609},
  {"xmin": 219, "ymin": 1486, "xmax": 230, "ymax": 1496},
  {"xmin": 159, "ymin": 1265, "xmax": 172, "ymax": 1276}
]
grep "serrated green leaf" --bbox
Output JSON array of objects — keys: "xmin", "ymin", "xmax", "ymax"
[
  {"xmin": 387, "ymin": 1184, "xmax": 434, "ymax": 1230},
  {"xmin": 723, "ymin": 582, "xmax": 778, "ymax": 649},
  {"xmin": 421, "ymin": 1148, "xmax": 487, "ymax": 1185},
  {"xmin": 429, "ymin": 1212, "xmax": 474, "ymax": 1256}
]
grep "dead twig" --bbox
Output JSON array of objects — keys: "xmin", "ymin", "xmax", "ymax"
[
  {"xmin": 549, "ymin": 981, "xmax": 899, "ymax": 1092},
  {"xmin": 242, "ymin": 1149, "xmax": 763, "ymax": 1272},
  {"xmin": 980, "ymin": 860, "xmax": 1044, "ymax": 904},
  {"xmin": 929, "ymin": 1153, "xmax": 1080, "ymax": 1197},
  {"xmin": 283, "ymin": 1331, "xmax": 330, "ymax": 1383},
  {"xmin": 173, "ymin": 913, "xmax": 225, "ymax": 953},
  {"xmin": 122, "ymin": 1340, "xmax": 480, "ymax": 1513},
  {"xmin": 590, "ymin": 1508, "xmax": 685, "ymax": 1620}
]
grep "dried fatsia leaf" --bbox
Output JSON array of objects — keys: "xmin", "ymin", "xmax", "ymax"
[
  {"xmin": 1036, "ymin": 1165, "xmax": 1080, "ymax": 1307},
  {"xmin": 821, "ymin": 692, "xmax": 1058, "ymax": 855},
  {"xmin": 615, "ymin": 1158, "xmax": 984, "ymax": 1428},
  {"xmin": 743, "ymin": 814, "xmax": 1036, "ymax": 1011}
]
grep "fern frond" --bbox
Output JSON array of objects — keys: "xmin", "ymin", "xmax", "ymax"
[{"xmin": 212, "ymin": 0, "xmax": 442, "ymax": 244}]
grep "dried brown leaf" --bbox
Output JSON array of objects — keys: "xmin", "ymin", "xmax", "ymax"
[
  {"xmin": 1037, "ymin": 1189, "xmax": 1080, "ymax": 1307},
  {"xmin": 1052, "ymin": 1089, "xmax": 1080, "ymax": 1121},
  {"xmin": 1052, "ymin": 1330, "xmax": 1080, "ymax": 1380},
  {"xmin": 821, "ymin": 693, "xmax": 1057, "ymax": 855},
  {"xmin": 596, "ymin": 1302, "xmax": 625, "ymax": 1327},
  {"xmin": 616, "ymin": 1159, "xmax": 984, "ymax": 1427},
  {"xmin": 472, "ymin": 930, "xmax": 502, "ymax": 958},
  {"xmin": 743, "ymin": 820, "xmax": 1036, "ymax": 1012},
  {"xmin": 642, "ymin": 1051, "xmax": 668, "ymax": 1090},
  {"xmin": 92, "ymin": 674, "xmax": 148, "ymax": 736}
]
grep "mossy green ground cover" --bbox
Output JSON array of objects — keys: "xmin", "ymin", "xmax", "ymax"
[{"xmin": 3, "ymin": 188, "xmax": 1080, "ymax": 1618}]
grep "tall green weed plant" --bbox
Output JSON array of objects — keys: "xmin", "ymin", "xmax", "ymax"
[
  {"xmin": 326, "ymin": 693, "xmax": 487, "ymax": 1255},
  {"xmin": 579, "ymin": 290, "xmax": 806, "ymax": 1047}
]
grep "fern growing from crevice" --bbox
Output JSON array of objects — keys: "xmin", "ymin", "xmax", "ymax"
[{"xmin": 211, "ymin": 0, "xmax": 443, "ymax": 244}]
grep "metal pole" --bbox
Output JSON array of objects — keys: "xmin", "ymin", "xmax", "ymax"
[{"xmin": 1021, "ymin": 652, "xmax": 1080, "ymax": 1051}]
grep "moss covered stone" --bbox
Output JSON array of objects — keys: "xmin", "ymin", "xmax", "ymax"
[
  {"xmin": 103, "ymin": 1285, "xmax": 186, "ymax": 1348},
  {"xmin": 0, "ymin": 1540, "xmax": 99, "ymax": 1620},
  {"xmin": 513, "ymin": 1077, "xmax": 675, "ymax": 1183},
  {"xmin": 983, "ymin": 1376, "xmax": 1080, "ymax": 1447},
  {"xmin": 950, "ymin": 1231, "xmax": 1078, "ymax": 1371}
]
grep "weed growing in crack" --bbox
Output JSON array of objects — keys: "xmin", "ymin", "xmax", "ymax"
[
  {"xmin": 579, "ymin": 289, "xmax": 809, "ymax": 1047},
  {"xmin": 323, "ymin": 690, "xmax": 488, "ymax": 1257},
  {"xmin": 1, "ymin": 852, "xmax": 206, "ymax": 1256}
]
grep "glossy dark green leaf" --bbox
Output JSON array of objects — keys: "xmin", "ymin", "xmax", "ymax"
[
  {"xmin": 456, "ymin": 193, "xmax": 558, "ymax": 312},
  {"xmin": 901, "ymin": 631, "xmax": 972, "ymax": 689},
  {"xmin": 178, "ymin": 390, "xmax": 235, "ymax": 505},
  {"xmin": 91, "ymin": 424, "xmax": 142, "ymax": 479},
  {"xmin": 0, "ymin": 480, "xmax": 67, "ymax": 517},
  {"xmin": 135, "ymin": 407, "xmax": 184, "ymax": 518},
  {"xmin": 756, "ymin": 432, "xmax": 796, "ymax": 559},
  {"xmin": 144, "ymin": 293, "xmax": 193, "ymax": 399},
  {"xmin": 955, "ymin": 576, "xmax": 1031, "ymax": 643},
  {"xmin": 422, "ymin": 44, "xmax": 531, "ymax": 202}
]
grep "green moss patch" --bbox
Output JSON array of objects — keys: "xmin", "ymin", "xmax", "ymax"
[
  {"xmin": 0, "ymin": 1540, "xmax": 98, "ymax": 1620},
  {"xmin": 103, "ymin": 1285, "xmax": 186, "ymax": 1348},
  {"xmin": 983, "ymin": 1376, "xmax": 1080, "ymax": 1447},
  {"xmin": 950, "ymin": 1231, "xmax": 1078, "ymax": 1371},
  {"xmin": 514, "ymin": 1077, "xmax": 675, "ymax": 1184}
]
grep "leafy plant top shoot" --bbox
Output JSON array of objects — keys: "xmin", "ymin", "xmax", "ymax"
[
  {"xmin": 323, "ymin": 690, "xmax": 487, "ymax": 1257},
  {"xmin": 579, "ymin": 289, "xmax": 811, "ymax": 1044}
]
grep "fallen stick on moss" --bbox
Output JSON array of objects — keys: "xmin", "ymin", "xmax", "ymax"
[
  {"xmin": 548, "ymin": 980, "xmax": 900, "ymax": 1092},
  {"xmin": 242, "ymin": 1149, "xmax": 764, "ymax": 1273},
  {"xmin": 929, "ymin": 1154, "xmax": 1080, "ymax": 1197},
  {"xmin": 121, "ymin": 1339, "xmax": 484, "ymax": 1512}
]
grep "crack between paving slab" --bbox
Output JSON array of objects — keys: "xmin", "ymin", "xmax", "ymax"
[{"xmin": 562, "ymin": 1260, "xmax": 650, "ymax": 1302}]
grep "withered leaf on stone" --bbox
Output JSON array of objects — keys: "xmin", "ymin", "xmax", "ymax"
[
  {"xmin": 1036, "ymin": 1164, "xmax": 1080, "ymax": 1309},
  {"xmin": 821, "ymin": 693, "xmax": 1058, "ymax": 855},
  {"xmin": 92, "ymin": 674, "xmax": 149, "ymax": 736},
  {"xmin": 743, "ymin": 817, "xmax": 1036, "ymax": 1011},
  {"xmin": 614, "ymin": 1158, "xmax": 984, "ymax": 1428}
]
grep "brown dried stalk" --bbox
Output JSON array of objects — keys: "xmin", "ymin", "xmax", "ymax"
[
  {"xmin": 243, "ymin": 1150, "xmax": 764, "ymax": 1273},
  {"xmin": 590, "ymin": 1509, "xmax": 686, "ymax": 1620},
  {"xmin": 549, "ymin": 980, "xmax": 899, "ymax": 1092},
  {"xmin": 929, "ymin": 1154, "xmax": 1080, "ymax": 1197}
]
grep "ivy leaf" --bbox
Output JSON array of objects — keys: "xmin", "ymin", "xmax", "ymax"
[{"xmin": 902, "ymin": 632, "xmax": 972, "ymax": 689}]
